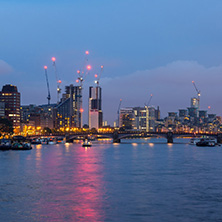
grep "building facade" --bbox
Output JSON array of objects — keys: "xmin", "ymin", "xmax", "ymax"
[
  {"xmin": 88, "ymin": 86, "xmax": 103, "ymax": 129},
  {"xmin": 54, "ymin": 85, "xmax": 82, "ymax": 129},
  {"xmin": 0, "ymin": 84, "xmax": 20, "ymax": 128}
]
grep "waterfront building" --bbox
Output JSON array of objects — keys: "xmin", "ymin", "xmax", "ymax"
[
  {"xmin": 155, "ymin": 106, "xmax": 161, "ymax": 120},
  {"xmin": 88, "ymin": 86, "xmax": 103, "ymax": 129},
  {"xmin": 179, "ymin": 109, "xmax": 188, "ymax": 118},
  {"xmin": 54, "ymin": 85, "xmax": 82, "ymax": 129},
  {"xmin": 119, "ymin": 108, "xmax": 135, "ymax": 130},
  {"xmin": 0, "ymin": 84, "xmax": 20, "ymax": 128},
  {"xmin": 0, "ymin": 102, "xmax": 5, "ymax": 117},
  {"xmin": 20, "ymin": 104, "xmax": 55, "ymax": 130}
]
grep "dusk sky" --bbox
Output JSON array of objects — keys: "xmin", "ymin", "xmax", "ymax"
[{"xmin": 1, "ymin": 0, "xmax": 222, "ymax": 124}]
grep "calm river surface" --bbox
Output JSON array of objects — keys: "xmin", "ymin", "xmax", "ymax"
[{"xmin": 1, "ymin": 138, "xmax": 222, "ymax": 222}]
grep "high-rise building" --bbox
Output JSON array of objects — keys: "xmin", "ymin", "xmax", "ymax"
[
  {"xmin": 0, "ymin": 102, "xmax": 5, "ymax": 117},
  {"xmin": 88, "ymin": 86, "xmax": 103, "ymax": 129},
  {"xmin": 55, "ymin": 85, "xmax": 82, "ymax": 129},
  {"xmin": 0, "ymin": 84, "xmax": 20, "ymax": 128},
  {"xmin": 179, "ymin": 109, "xmax": 188, "ymax": 118},
  {"xmin": 119, "ymin": 108, "xmax": 135, "ymax": 130}
]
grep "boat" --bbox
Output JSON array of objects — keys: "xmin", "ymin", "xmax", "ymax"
[
  {"xmin": 56, "ymin": 137, "xmax": 65, "ymax": 144},
  {"xmin": 11, "ymin": 136, "xmax": 32, "ymax": 150},
  {"xmin": 190, "ymin": 138, "xmax": 201, "ymax": 145},
  {"xmin": 48, "ymin": 138, "xmax": 56, "ymax": 145},
  {"xmin": 41, "ymin": 138, "xmax": 49, "ymax": 145},
  {"xmin": 82, "ymin": 139, "xmax": 92, "ymax": 147},
  {"xmin": 31, "ymin": 138, "xmax": 41, "ymax": 144},
  {"xmin": 0, "ymin": 139, "xmax": 12, "ymax": 151},
  {"xmin": 196, "ymin": 138, "xmax": 216, "ymax": 147}
]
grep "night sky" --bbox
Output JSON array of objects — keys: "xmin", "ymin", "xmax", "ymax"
[{"xmin": 1, "ymin": 0, "xmax": 222, "ymax": 124}]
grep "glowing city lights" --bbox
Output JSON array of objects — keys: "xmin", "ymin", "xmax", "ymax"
[{"xmin": 87, "ymin": 65, "xmax": 91, "ymax": 70}]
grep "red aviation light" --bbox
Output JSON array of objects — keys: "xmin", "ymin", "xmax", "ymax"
[
  {"xmin": 85, "ymin": 51, "xmax": 89, "ymax": 55},
  {"xmin": 80, "ymin": 108, "xmax": 84, "ymax": 113},
  {"xmin": 87, "ymin": 65, "xmax": 91, "ymax": 70},
  {"xmin": 95, "ymin": 74, "xmax": 98, "ymax": 78},
  {"xmin": 208, "ymin": 106, "xmax": 211, "ymax": 109},
  {"xmin": 44, "ymin": 66, "xmax": 47, "ymax": 69},
  {"xmin": 76, "ymin": 79, "xmax": 79, "ymax": 83},
  {"xmin": 101, "ymin": 65, "xmax": 104, "ymax": 69},
  {"xmin": 77, "ymin": 70, "xmax": 80, "ymax": 74},
  {"xmin": 52, "ymin": 57, "xmax": 56, "ymax": 62},
  {"xmin": 58, "ymin": 80, "xmax": 62, "ymax": 83}
]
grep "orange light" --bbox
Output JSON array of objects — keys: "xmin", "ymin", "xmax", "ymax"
[
  {"xmin": 208, "ymin": 106, "xmax": 211, "ymax": 109},
  {"xmin": 80, "ymin": 108, "xmax": 84, "ymax": 113},
  {"xmin": 58, "ymin": 80, "xmax": 62, "ymax": 83},
  {"xmin": 76, "ymin": 79, "xmax": 79, "ymax": 83},
  {"xmin": 87, "ymin": 65, "xmax": 91, "ymax": 70},
  {"xmin": 52, "ymin": 57, "xmax": 56, "ymax": 62},
  {"xmin": 192, "ymin": 81, "xmax": 194, "ymax": 83},
  {"xmin": 101, "ymin": 65, "xmax": 104, "ymax": 69},
  {"xmin": 95, "ymin": 74, "xmax": 98, "ymax": 78},
  {"xmin": 85, "ymin": 51, "xmax": 89, "ymax": 55},
  {"xmin": 44, "ymin": 66, "xmax": 47, "ymax": 69},
  {"xmin": 77, "ymin": 70, "xmax": 80, "ymax": 74}
]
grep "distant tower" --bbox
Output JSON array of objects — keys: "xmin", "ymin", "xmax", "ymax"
[{"xmin": 88, "ymin": 86, "xmax": 103, "ymax": 129}]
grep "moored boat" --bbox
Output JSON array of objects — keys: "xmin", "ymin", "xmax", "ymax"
[
  {"xmin": 0, "ymin": 139, "xmax": 12, "ymax": 151},
  {"xmin": 196, "ymin": 138, "xmax": 216, "ymax": 147},
  {"xmin": 12, "ymin": 136, "xmax": 32, "ymax": 150},
  {"xmin": 190, "ymin": 138, "xmax": 201, "ymax": 145}
]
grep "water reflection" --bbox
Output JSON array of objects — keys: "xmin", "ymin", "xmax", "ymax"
[{"xmin": 35, "ymin": 144, "xmax": 106, "ymax": 221}]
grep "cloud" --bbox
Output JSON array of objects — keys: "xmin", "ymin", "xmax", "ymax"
[
  {"xmin": 101, "ymin": 60, "xmax": 222, "ymax": 124},
  {"xmin": 0, "ymin": 60, "xmax": 13, "ymax": 75}
]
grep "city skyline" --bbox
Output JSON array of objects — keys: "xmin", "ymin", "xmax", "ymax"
[{"xmin": 1, "ymin": 1, "xmax": 222, "ymax": 123}]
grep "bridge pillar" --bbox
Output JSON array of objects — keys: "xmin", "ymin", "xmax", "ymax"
[
  {"xmin": 113, "ymin": 131, "xmax": 120, "ymax": 143},
  {"xmin": 217, "ymin": 134, "xmax": 222, "ymax": 144},
  {"xmin": 167, "ymin": 132, "xmax": 173, "ymax": 143}
]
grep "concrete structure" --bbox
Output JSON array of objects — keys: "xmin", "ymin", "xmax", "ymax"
[
  {"xmin": 0, "ymin": 84, "xmax": 20, "ymax": 128},
  {"xmin": 88, "ymin": 86, "xmax": 103, "ymax": 129}
]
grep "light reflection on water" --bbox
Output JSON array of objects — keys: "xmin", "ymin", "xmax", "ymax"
[{"xmin": 1, "ymin": 138, "xmax": 222, "ymax": 221}]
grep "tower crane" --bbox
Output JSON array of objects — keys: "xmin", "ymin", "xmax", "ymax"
[
  {"xmin": 44, "ymin": 66, "xmax": 51, "ymax": 105},
  {"xmin": 75, "ymin": 51, "xmax": 91, "ymax": 128},
  {"xmin": 144, "ymin": 94, "xmax": 153, "ymax": 107},
  {"xmin": 117, "ymin": 99, "xmax": 122, "ymax": 128},
  {"xmin": 76, "ymin": 51, "xmax": 91, "ymax": 88},
  {"xmin": 94, "ymin": 65, "xmax": 104, "ymax": 86},
  {"xmin": 192, "ymin": 81, "xmax": 200, "ymax": 110},
  {"xmin": 52, "ymin": 57, "xmax": 62, "ymax": 103}
]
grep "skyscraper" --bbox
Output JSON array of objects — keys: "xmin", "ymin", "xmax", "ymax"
[
  {"xmin": 54, "ymin": 85, "xmax": 82, "ymax": 129},
  {"xmin": 88, "ymin": 86, "xmax": 103, "ymax": 129},
  {"xmin": 0, "ymin": 84, "xmax": 20, "ymax": 128}
]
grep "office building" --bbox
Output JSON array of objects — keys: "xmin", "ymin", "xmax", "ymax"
[
  {"xmin": 89, "ymin": 86, "xmax": 103, "ymax": 129},
  {"xmin": 0, "ymin": 84, "xmax": 20, "ymax": 128},
  {"xmin": 55, "ymin": 85, "xmax": 82, "ymax": 129},
  {"xmin": 0, "ymin": 102, "xmax": 5, "ymax": 117},
  {"xmin": 119, "ymin": 108, "xmax": 135, "ymax": 130}
]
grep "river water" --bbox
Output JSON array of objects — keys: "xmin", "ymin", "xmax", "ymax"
[{"xmin": 1, "ymin": 138, "xmax": 222, "ymax": 222}]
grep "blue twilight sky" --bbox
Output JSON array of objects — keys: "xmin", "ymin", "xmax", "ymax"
[{"xmin": 1, "ymin": 0, "xmax": 222, "ymax": 124}]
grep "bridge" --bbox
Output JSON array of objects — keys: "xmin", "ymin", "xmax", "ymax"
[
  {"xmin": 27, "ymin": 131, "xmax": 222, "ymax": 144},
  {"xmin": 64, "ymin": 131, "xmax": 222, "ymax": 144}
]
